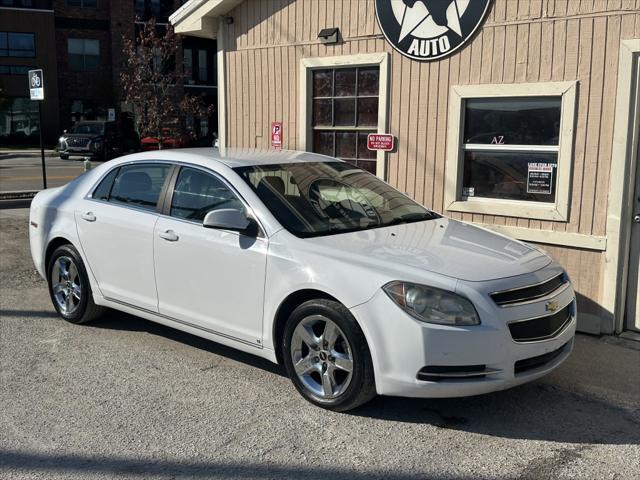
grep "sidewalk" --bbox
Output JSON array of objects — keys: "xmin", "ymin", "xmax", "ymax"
[{"xmin": 0, "ymin": 149, "xmax": 57, "ymax": 158}]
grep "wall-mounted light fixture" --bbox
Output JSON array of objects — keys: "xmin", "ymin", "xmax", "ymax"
[
  {"xmin": 318, "ymin": 27, "xmax": 340, "ymax": 45},
  {"xmin": 224, "ymin": 16, "xmax": 234, "ymax": 25}
]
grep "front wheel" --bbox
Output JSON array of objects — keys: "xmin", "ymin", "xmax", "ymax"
[
  {"xmin": 282, "ymin": 299, "xmax": 376, "ymax": 411},
  {"xmin": 47, "ymin": 244, "xmax": 105, "ymax": 324}
]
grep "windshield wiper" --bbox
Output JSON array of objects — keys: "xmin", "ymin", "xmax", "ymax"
[{"xmin": 384, "ymin": 212, "xmax": 439, "ymax": 227}]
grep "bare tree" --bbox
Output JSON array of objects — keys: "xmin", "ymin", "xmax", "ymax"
[{"xmin": 120, "ymin": 18, "xmax": 214, "ymax": 149}]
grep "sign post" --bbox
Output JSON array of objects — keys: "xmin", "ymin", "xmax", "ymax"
[{"xmin": 28, "ymin": 69, "xmax": 47, "ymax": 189}]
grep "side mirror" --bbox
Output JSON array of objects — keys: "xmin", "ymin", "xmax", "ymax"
[{"xmin": 203, "ymin": 208, "xmax": 257, "ymax": 236}]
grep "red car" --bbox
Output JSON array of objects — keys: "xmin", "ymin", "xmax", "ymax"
[{"xmin": 140, "ymin": 128, "xmax": 192, "ymax": 150}]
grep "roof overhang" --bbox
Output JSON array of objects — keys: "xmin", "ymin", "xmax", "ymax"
[{"xmin": 169, "ymin": 0, "xmax": 244, "ymax": 39}]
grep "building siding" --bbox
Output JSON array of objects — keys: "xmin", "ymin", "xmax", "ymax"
[{"xmin": 221, "ymin": 0, "xmax": 640, "ymax": 327}]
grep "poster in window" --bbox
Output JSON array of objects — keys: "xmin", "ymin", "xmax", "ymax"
[{"xmin": 527, "ymin": 163, "xmax": 555, "ymax": 195}]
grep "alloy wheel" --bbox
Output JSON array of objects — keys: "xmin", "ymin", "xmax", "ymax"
[
  {"xmin": 290, "ymin": 315, "xmax": 354, "ymax": 399},
  {"xmin": 51, "ymin": 256, "xmax": 82, "ymax": 315}
]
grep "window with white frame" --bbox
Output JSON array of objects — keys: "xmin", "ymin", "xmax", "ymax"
[
  {"xmin": 445, "ymin": 82, "xmax": 577, "ymax": 221},
  {"xmin": 462, "ymin": 97, "xmax": 561, "ymax": 203},
  {"xmin": 300, "ymin": 53, "xmax": 389, "ymax": 179}
]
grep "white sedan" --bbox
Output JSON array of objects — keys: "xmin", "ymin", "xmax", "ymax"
[{"xmin": 29, "ymin": 149, "xmax": 576, "ymax": 411}]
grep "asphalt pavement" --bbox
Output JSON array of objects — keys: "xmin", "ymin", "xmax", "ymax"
[
  {"xmin": 0, "ymin": 152, "xmax": 86, "ymax": 192},
  {"xmin": 0, "ymin": 208, "xmax": 639, "ymax": 480}
]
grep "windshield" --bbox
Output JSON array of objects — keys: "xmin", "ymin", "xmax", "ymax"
[
  {"xmin": 234, "ymin": 162, "xmax": 439, "ymax": 238},
  {"xmin": 69, "ymin": 123, "xmax": 104, "ymax": 135}
]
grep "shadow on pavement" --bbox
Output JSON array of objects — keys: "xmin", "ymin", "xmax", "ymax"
[
  {"xmin": 0, "ymin": 451, "xmax": 456, "ymax": 480},
  {"xmin": 353, "ymin": 381, "xmax": 639, "ymax": 445},
  {"xmin": 3, "ymin": 305, "xmax": 638, "ymax": 447},
  {"xmin": 90, "ymin": 309, "xmax": 287, "ymax": 378}
]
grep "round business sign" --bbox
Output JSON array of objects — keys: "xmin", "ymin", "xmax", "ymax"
[{"xmin": 375, "ymin": 0, "xmax": 491, "ymax": 62}]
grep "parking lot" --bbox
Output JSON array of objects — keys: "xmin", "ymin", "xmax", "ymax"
[{"xmin": 0, "ymin": 207, "xmax": 639, "ymax": 480}]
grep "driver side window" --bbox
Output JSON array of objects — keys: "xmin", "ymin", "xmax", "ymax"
[{"xmin": 170, "ymin": 167, "xmax": 244, "ymax": 222}]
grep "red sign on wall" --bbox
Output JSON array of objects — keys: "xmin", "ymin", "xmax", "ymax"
[
  {"xmin": 271, "ymin": 122, "xmax": 283, "ymax": 149},
  {"xmin": 367, "ymin": 133, "xmax": 394, "ymax": 151}
]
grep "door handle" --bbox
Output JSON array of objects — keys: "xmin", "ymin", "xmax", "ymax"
[
  {"xmin": 81, "ymin": 212, "xmax": 96, "ymax": 222},
  {"xmin": 158, "ymin": 230, "xmax": 179, "ymax": 242}
]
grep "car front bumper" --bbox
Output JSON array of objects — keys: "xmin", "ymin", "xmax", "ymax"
[{"xmin": 349, "ymin": 265, "xmax": 576, "ymax": 398}]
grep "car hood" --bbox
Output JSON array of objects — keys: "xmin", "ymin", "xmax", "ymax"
[
  {"xmin": 303, "ymin": 217, "xmax": 551, "ymax": 282},
  {"xmin": 64, "ymin": 133, "xmax": 101, "ymax": 139}
]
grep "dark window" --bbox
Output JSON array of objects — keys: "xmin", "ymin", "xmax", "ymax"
[
  {"xmin": 461, "ymin": 97, "xmax": 562, "ymax": 204},
  {"xmin": 69, "ymin": 121, "xmax": 104, "ymax": 135},
  {"xmin": 0, "ymin": 65, "xmax": 34, "ymax": 75},
  {"xmin": 68, "ymin": 38, "xmax": 99, "ymax": 71},
  {"xmin": 92, "ymin": 167, "xmax": 119, "ymax": 201},
  {"xmin": 0, "ymin": 96, "xmax": 39, "ymax": 140},
  {"xmin": 0, "ymin": 32, "xmax": 35, "ymax": 57},
  {"xmin": 108, "ymin": 164, "xmax": 170, "ymax": 211},
  {"xmin": 0, "ymin": 0, "xmax": 52, "ymax": 8},
  {"xmin": 464, "ymin": 97, "xmax": 561, "ymax": 145},
  {"xmin": 170, "ymin": 167, "xmax": 244, "ymax": 222},
  {"xmin": 134, "ymin": 0, "xmax": 174, "ymax": 22},
  {"xmin": 310, "ymin": 66, "xmax": 380, "ymax": 174},
  {"xmin": 66, "ymin": 0, "xmax": 96, "ymax": 7}
]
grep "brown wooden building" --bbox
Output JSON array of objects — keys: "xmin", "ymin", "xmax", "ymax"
[{"xmin": 170, "ymin": 0, "xmax": 640, "ymax": 336}]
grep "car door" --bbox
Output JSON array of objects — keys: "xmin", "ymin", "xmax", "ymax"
[
  {"xmin": 153, "ymin": 165, "xmax": 268, "ymax": 345},
  {"xmin": 75, "ymin": 162, "xmax": 172, "ymax": 311}
]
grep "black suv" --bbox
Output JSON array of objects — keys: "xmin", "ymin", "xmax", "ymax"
[{"xmin": 58, "ymin": 120, "xmax": 139, "ymax": 161}]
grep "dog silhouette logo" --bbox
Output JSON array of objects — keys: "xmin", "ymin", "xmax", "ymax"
[{"xmin": 375, "ymin": 0, "xmax": 491, "ymax": 61}]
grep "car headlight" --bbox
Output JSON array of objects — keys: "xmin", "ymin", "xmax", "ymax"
[{"xmin": 383, "ymin": 281, "xmax": 480, "ymax": 326}]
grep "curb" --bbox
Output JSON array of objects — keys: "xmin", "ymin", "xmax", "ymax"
[{"xmin": 0, "ymin": 190, "xmax": 39, "ymax": 201}]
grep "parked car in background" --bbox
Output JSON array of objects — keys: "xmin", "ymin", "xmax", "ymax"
[
  {"xmin": 29, "ymin": 149, "xmax": 577, "ymax": 411},
  {"xmin": 58, "ymin": 120, "xmax": 140, "ymax": 161},
  {"xmin": 140, "ymin": 128, "xmax": 192, "ymax": 151}
]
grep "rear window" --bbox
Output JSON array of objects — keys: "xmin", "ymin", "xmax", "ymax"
[{"xmin": 94, "ymin": 163, "xmax": 170, "ymax": 212}]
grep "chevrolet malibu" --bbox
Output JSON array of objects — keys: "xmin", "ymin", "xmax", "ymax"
[{"xmin": 29, "ymin": 149, "xmax": 576, "ymax": 411}]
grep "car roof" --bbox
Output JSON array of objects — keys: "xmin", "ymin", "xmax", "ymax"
[{"xmin": 116, "ymin": 148, "xmax": 340, "ymax": 168}]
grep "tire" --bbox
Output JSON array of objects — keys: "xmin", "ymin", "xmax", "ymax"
[
  {"xmin": 59, "ymin": 154, "xmax": 69, "ymax": 160},
  {"xmin": 282, "ymin": 299, "xmax": 376, "ymax": 412},
  {"xmin": 47, "ymin": 244, "xmax": 105, "ymax": 324}
]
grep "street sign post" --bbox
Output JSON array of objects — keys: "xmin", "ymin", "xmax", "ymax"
[{"xmin": 28, "ymin": 69, "xmax": 47, "ymax": 189}]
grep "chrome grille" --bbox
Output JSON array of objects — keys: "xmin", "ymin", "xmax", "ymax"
[
  {"xmin": 66, "ymin": 137, "xmax": 90, "ymax": 148},
  {"xmin": 491, "ymin": 273, "xmax": 568, "ymax": 307},
  {"xmin": 508, "ymin": 304, "xmax": 573, "ymax": 342}
]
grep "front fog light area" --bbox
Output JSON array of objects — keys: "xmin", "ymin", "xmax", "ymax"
[{"xmin": 383, "ymin": 281, "xmax": 480, "ymax": 326}]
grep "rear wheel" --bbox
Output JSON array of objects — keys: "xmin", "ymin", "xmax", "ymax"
[
  {"xmin": 282, "ymin": 299, "xmax": 376, "ymax": 411},
  {"xmin": 47, "ymin": 244, "xmax": 104, "ymax": 324}
]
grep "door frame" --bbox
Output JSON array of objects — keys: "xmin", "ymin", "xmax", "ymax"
[{"xmin": 604, "ymin": 39, "xmax": 640, "ymax": 334}]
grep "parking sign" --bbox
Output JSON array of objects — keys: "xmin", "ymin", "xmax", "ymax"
[
  {"xmin": 28, "ymin": 69, "xmax": 44, "ymax": 100},
  {"xmin": 271, "ymin": 121, "xmax": 282, "ymax": 149}
]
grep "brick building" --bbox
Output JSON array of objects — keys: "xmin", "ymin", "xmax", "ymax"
[{"xmin": 0, "ymin": 0, "xmax": 217, "ymax": 145}]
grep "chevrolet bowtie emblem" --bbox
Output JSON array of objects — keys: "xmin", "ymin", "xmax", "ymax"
[{"xmin": 545, "ymin": 300, "xmax": 559, "ymax": 313}]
